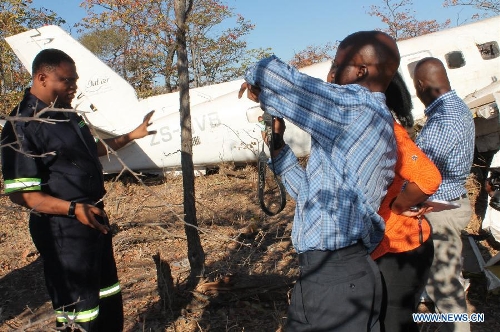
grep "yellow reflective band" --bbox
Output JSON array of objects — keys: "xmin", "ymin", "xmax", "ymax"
[
  {"xmin": 4, "ymin": 178, "xmax": 41, "ymax": 193},
  {"xmin": 100, "ymin": 282, "xmax": 121, "ymax": 298},
  {"xmin": 55, "ymin": 306, "xmax": 99, "ymax": 323}
]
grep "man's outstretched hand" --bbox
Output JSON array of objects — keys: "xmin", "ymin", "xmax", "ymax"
[
  {"xmin": 238, "ymin": 82, "xmax": 261, "ymax": 102},
  {"xmin": 130, "ymin": 110, "xmax": 157, "ymax": 140}
]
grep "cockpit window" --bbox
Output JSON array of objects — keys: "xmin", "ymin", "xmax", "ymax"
[
  {"xmin": 477, "ymin": 41, "xmax": 500, "ymax": 60},
  {"xmin": 445, "ymin": 51, "xmax": 466, "ymax": 69}
]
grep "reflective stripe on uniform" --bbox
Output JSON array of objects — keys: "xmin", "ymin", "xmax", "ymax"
[
  {"xmin": 100, "ymin": 282, "xmax": 121, "ymax": 298},
  {"xmin": 55, "ymin": 306, "xmax": 99, "ymax": 323},
  {"xmin": 4, "ymin": 178, "xmax": 41, "ymax": 193}
]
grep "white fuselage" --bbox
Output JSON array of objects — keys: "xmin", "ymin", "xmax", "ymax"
[{"xmin": 5, "ymin": 17, "xmax": 500, "ymax": 173}]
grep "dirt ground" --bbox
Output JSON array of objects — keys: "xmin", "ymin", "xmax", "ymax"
[{"xmin": 1, "ymin": 164, "xmax": 500, "ymax": 332}]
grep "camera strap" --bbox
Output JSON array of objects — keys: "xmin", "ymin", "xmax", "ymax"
[{"xmin": 257, "ymin": 112, "xmax": 287, "ymax": 216}]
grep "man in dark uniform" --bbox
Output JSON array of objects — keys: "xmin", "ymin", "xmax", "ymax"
[{"xmin": 1, "ymin": 49, "xmax": 155, "ymax": 331}]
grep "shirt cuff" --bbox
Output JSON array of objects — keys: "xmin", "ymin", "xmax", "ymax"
[{"xmin": 266, "ymin": 144, "xmax": 297, "ymax": 174}]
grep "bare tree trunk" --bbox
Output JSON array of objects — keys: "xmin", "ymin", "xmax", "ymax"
[
  {"xmin": 174, "ymin": 0, "xmax": 205, "ymax": 289},
  {"xmin": 163, "ymin": 43, "xmax": 177, "ymax": 93}
]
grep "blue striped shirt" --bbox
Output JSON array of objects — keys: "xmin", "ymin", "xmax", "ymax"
[
  {"xmin": 415, "ymin": 90, "xmax": 475, "ymax": 201},
  {"xmin": 245, "ymin": 56, "xmax": 396, "ymax": 253}
]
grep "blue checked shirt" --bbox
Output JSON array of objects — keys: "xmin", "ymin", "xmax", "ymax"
[
  {"xmin": 245, "ymin": 56, "xmax": 396, "ymax": 253},
  {"xmin": 416, "ymin": 90, "xmax": 475, "ymax": 201}
]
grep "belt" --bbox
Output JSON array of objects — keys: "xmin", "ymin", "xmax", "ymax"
[
  {"xmin": 450, "ymin": 193, "xmax": 468, "ymax": 201},
  {"xmin": 298, "ymin": 242, "xmax": 365, "ymax": 266}
]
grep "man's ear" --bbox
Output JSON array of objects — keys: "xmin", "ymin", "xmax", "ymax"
[
  {"xmin": 35, "ymin": 72, "xmax": 47, "ymax": 87},
  {"xmin": 415, "ymin": 79, "xmax": 424, "ymax": 92},
  {"xmin": 327, "ymin": 69, "xmax": 335, "ymax": 83},
  {"xmin": 357, "ymin": 65, "xmax": 368, "ymax": 79}
]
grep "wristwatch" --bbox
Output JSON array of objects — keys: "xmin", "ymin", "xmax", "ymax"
[{"xmin": 67, "ymin": 201, "xmax": 77, "ymax": 218}]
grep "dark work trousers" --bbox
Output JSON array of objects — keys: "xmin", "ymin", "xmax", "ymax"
[
  {"xmin": 375, "ymin": 236, "xmax": 434, "ymax": 332},
  {"xmin": 286, "ymin": 243, "xmax": 383, "ymax": 332},
  {"xmin": 30, "ymin": 211, "xmax": 123, "ymax": 332}
]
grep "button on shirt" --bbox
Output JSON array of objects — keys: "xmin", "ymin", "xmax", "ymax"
[
  {"xmin": 244, "ymin": 56, "xmax": 396, "ymax": 253},
  {"xmin": 415, "ymin": 90, "xmax": 475, "ymax": 201}
]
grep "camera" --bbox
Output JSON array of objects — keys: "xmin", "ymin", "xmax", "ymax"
[
  {"xmin": 259, "ymin": 113, "xmax": 285, "ymax": 150},
  {"xmin": 487, "ymin": 167, "xmax": 500, "ymax": 211}
]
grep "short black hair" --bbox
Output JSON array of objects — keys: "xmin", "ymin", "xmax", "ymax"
[
  {"xmin": 385, "ymin": 71, "xmax": 414, "ymax": 128},
  {"xmin": 32, "ymin": 49, "xmax": 75, "ymax": 75}
]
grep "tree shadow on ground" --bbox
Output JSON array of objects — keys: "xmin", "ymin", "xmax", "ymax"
[
  {"xmin": 125, "ymin": 196, "xmax": 296, "ymax": 332},
  {"xmin": 132, "ymin": 242, "xmax": 293, "ymax": 330},
  {"xmin": 0, "ymin": 257, "xmax": 52, "ymax": 329}
]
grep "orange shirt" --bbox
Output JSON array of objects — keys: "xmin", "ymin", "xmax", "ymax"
[{"xmin": 371, "ymin": 122, "xmax": 442, "ymax": 260}]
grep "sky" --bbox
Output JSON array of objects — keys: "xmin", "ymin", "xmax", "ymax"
[{"xmin": 30, "ymin": 0, "xmax": 482, "ymax": 62}]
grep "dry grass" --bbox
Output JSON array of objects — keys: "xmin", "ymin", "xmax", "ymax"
[
  {"xmin": 465, "ymin": 173, "xmax": 484, "ymax": 233},
  {"xmin": 1, "ymin": 165, "xmax": 499, "ymax": 331}
]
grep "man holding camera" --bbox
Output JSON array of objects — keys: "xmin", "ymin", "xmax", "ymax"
[
  {"xmin": 413, "ymin": 57, "xmax": 475, "ymax": 332},
  {"xmin": 239, "ymin": 31, "xmax": 400, "ymax": 331}
]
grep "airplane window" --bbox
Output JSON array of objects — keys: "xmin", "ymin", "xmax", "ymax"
[
  {"xmin": 477, "ymin": 41, "xmax": 500, "ymax": 60},
  {"xmin": 445, "ymin": 51, "xmax": 466, "ymax": 69}
]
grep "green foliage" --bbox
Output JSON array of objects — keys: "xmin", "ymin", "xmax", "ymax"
[
  {"xmin": 237, "ymin": 47, "xmax": 273, "ymax": 73},
  {"xmin": 80, "ymin": 0, "xmax": 178, "ymax": 97},
  {"xmin": 443, "ymin": 0, "xmax": 500, "ymax": 21},
  {"xmin": 0, "ymin": 0, "xmax": 65, "ymax": 116},
  {"xmin": 289, "ymin": 42, "xmax": 338, "ymax": 69},
  {"xmin": 187, "ymin": 1, "xmax": 256, "ymax": 86},
  {"xmin": 78, "ymin": 26, "xmax": 159, "ymax": 96},
  {"xmin": 79, "ymin": 26, "xmax": 129, "ymax": 65},
  {"xmin": 367, "ymin": 0, "xmax": 450, "ymax": 40},
  {"xmin": 79, "ymin": 0, "xmax": 261, "ymax": 97}
]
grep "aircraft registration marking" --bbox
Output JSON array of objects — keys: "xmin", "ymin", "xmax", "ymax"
[{"xmin": 150, "ymin": 112, "xmax": 221, "ymax": 146}]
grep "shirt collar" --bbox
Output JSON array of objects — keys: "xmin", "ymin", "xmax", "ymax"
[
  {"xmin": 24, "ymin": 89, "xmax": 71, "ymax": 119},
  {"xmin": 424, "ymin": 90, "xmax": 456, "ymax": 116},
  {"xmin": 347, "ymin": 84, "xmax": 387, "ymax": 104},
  {"xmin": 372, "ymin": 91, "xmax": 387, "ymax": 104},
  {"xmin": 25, "ymin": 89, "xmax": 49, "ymax": 112}
]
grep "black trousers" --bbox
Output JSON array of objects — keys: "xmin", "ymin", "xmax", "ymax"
[
  {"xmin": 286, "ymin": 243, "xmax": 382, "ymax": 332},
  {"xmin": 30, "ymin": 211, "xmax": 123, "ymax": 332},
  {"xmin": 375, "ymin": 237, "xmax": 434, "ymax": 332}
]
